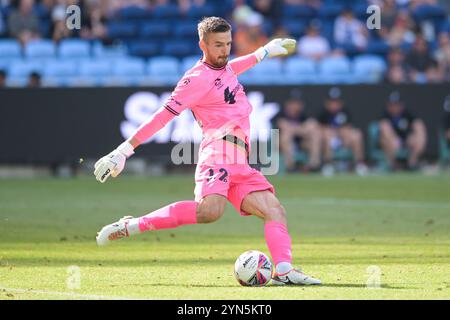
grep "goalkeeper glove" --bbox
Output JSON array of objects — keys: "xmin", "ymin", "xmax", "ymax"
[
  {"xmin": 94, "ymin": 141, "xmax": 134, "ymax": 183},
  {"xmin": 254, "ymin": 38, "xmax": 296, "ymax": 62}
]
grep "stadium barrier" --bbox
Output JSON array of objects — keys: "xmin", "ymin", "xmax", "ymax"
[{"xmin": 0, "ymin": 84, "xmax": 448, "ymax": 164}]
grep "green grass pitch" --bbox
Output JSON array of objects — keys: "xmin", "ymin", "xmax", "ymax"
[{"xmin": 1, "ymin": 174, "xmax": 450, "ymax": 299}]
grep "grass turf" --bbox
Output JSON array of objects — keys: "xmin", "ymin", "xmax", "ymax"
[{"xmin": 0, "ymin": 174, "xmax": 450, "ymax": 299}]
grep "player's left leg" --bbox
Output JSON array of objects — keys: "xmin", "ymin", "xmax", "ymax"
[
  {"xmin": 339, "ymin": 126, "xmax": 368, "ymax": 175},
  {"xmin": 406, "ymin": 120, "xmax": 427, "ymax": 169},
  {"xmin": 241, "ymin": 190, "xmax": 321, "ymax": 285}
]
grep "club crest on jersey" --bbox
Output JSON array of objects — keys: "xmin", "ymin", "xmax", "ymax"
[
  {"xmin": 224, "ymin": 85, "xmax": 239, "ymax": 105},
  {"xmin": 214, "ymin": 78, "xmax": 224, "ymax": 89}
]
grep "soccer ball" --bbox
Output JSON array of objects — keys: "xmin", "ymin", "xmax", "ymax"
[{"xmin": 234, "ymin": 250, "xmax": 273, "ymax": 286}]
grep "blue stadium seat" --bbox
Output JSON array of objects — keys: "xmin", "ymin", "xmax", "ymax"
[
  {"xmin": 59, "ymin": 39, "xmax": 91, "ymax": 58},
  {"xmin": 180, "ymin": 55, "xmax": 201, "ymax": 73},
  {"xmin": 163, "ymin": 41, "xmax": 195, "ymax": 58},
  {"xmin": 282, "ymin": 20, "xmax": 307, "ymax": 38},
  {"xmin": 128, "ymin": 40, "xmax": 160, "ymax": 57},
  {"xmin": 140, "ymin": 21, "xmax": 171, "ymax": 38},
  {"xmin": 186, "ymin": 4, "xmax": 215, "ymax": 19},
  {"xmin": 282, "ymin": 4, "xmax": 317, "ymax": 19},
  {"xmin": 148, "ymin": 56, "xmax": 179, "ymax": 76},
  {"xmin": 112, "ymin": 58, "xmax": 146, "ymax": 76},
  {"xmin": 92, "ymin": 42, "xmax": 128, "ymax": 58},
  {"xmin": 251, "ymin": 59, "xmax": 282, "ymax": 76},
  {"xmin": 412, "ymin": 4, "xmax": 446, "ymax": 22},
  {"xmin": 152, "ymin": 4, "xmax": 181, "ymax": 19},
  {"xmin": 318, "ymin": 56, "xmax": 352, "ymax": 83},
  {"xmin": 8, "ymin": 59, "xmax": 43, "ymax": 77},
  {"xmin": 317, "ymin": 3, "xmax": 344, "ymax": 20},
  {"xmin": 107, "ymin": 21, "xmax": 138, "ymax": 39},
  {"xmin": 147, "ymin": 56, "xmax": 180, "ymax": 85},
  {"xmin": 366, "ymin": 40, "xmax": 390, "ymax": 55},
  {"xmin": 173, "ymin": 21, "xmax": 199, "ymax": 39},
  {"xmin": 353, "ymin": 55, "xmax": 387, "ymax": 83},
  {"xmin": 284, "ymin": 57, "xmax": 317, "ymax": 83},
  {"xmin": 115, "ymin": 5, "xmax": 151, "ymax": 20},
  {"xmin": 24, "ymin": 40, "xmax": 56, "ymax": 58},
  {"xmin": 79, "ymin": 59, "xmax": 112, "ymax": 77},
  {"xmin": 0, "ymin": 39, "xmax": 21, "ymax": 58},
  {"xmin": 43, "ymin": 60, "xmax": 77, "ymax": 77}
]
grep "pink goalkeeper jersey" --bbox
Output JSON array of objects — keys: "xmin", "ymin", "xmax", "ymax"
[{"xmin": 132, "ymin": 54, "xmax": 259, "ymax": 150}]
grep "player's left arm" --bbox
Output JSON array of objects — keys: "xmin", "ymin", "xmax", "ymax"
[{"xmin": 229, "ymin": 38, "xmax": 296, "ymax": 76}]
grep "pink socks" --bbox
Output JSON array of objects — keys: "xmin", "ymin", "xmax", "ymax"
[
  {"xmin": 128, "ymin": 201, "xmax": 198, "ymax": 233},
  {"xmin": 264, "ymin": 221, "xmax": 292, "ymax": 269}
]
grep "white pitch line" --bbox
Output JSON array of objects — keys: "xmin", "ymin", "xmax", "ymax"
[
  {"xmin": 283, "ymin": 198, "xmax": 450, "ymax": 210},
  {"xmin": 0, "ymin": 287, "xmax": 147, "ymax": 300}
]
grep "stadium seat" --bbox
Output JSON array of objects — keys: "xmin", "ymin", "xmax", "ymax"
[
  {"xmin": 107, "ymin": 21, "xmax": 138, "ymax": 39},
  {"xmin": 366, "ymin": 40, "xmax": 390, "ymax": 55},
  {"xmin": 24, "ymin": 40, "xmax": 56, "ymax": 58},
  {"xmin": 43, "ymin": 60, "xmax": 77, "ymax": 77},
  {"xmin": 148, "ymin": 56, "xmax": 179, "ymax": 76},
  {"xmin": 0, "ymin": 39, "xmax": 21, "ymax": 58},
  {"xmin": 180, "ymin": 55, "xmax": 201, "ymax": 73},
  {"xmin": 173, "ymin": 21, "xmax": 199, "ymax": 39},
  {"xmin": 353, "ymin": 55, "xmax": 387, "ymax": 83},
  {"xmin": 8, "ymin": 60, "xmax": 43, "ymax": 77},
  {"xmin": 163, "ymin": 41, "xmax": 196, "ymax": 58},
  {"xmin": 249, "ymin": 59, "xmax": 283, "ymax": 83},
  {"xmin": 284, "ymin": 57, "xmax": 317, "ymax": 83},
  {"xmin": 152, "ymin": 4, "xmax": 181, "ymax": 19},
  {"xmin": 128, "ymin": 40, "xmax": 160, "ymax": 57},
  {"xmin": 140, "ymin": 21, "xmax": 171, "ymax": 39},
  {"xmin": 114, "ymin": 5, "xmax": 151, "ymax": 20},
  {"xmin": 186, "ymin": 4, "xmax": 215, "ymax": 19},
  {"xmin": 317, "ymin": 3, "xmax": 344, "ymax": 20},
  {"xmin": 282, "ymin": 20, "xmax": 307, "ymax": 38},
  {"xmin": 58, "ymin": 39, "xmax": 91, "ymax": 58},
  {"xmin": 318, "ymin": 56, "xmax": 352, "ymax": 83},
  {"xmin": 112, "ymin": 58, "xmax": 146, "ymax": 76},
  {"xmin": 282, "ymin": 4, "xmax": 317, "ymax": 19},
  {"xmin": 92, "ymin": 42, "xmax": 128, "ymax": 58},
  {"xmin": 79, "ymin": 59, "xmax": 112, "ymax": 77},
  {"xmin": 368, "ymin": 121, "xmax": 409, "ymax": 171}
]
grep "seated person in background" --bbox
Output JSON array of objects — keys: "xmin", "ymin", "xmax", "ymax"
[
  {"xmin": 318, "ymin": 87, "xmax": 368, "ymax": 176},
  {"xmin": 379, "ymin": 91, "xmax": 427, "ymax": 170},
  {"xmin": 443, "ymin": 95, "xmax": 450, "ymax": 146},
  {"xmin": 273, "ymin": 90, "xmax": 321, "ymax": 172},
  {"xmin": 297, "ymin": 19, "xmax": 330, "ymax": 61}
]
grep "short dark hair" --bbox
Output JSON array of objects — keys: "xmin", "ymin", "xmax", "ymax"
[{"xmin": 197, "ymin": 16, "xmax": 232, "ymax": 41}]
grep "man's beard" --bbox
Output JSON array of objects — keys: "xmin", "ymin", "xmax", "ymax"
[{"xmin": 214, "ymin": 56, "xmax": 228, "ymax": 67}]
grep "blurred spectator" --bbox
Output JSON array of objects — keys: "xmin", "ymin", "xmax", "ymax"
[
  {"xmin": 444, "ymin": 95, "xmax": 450, "ymax": 146},
  {"xmin": 233, "ymin": 12, "xmax": 268, "ymax": 56},
  {"xmin": 386, "ymin": 10, "xmax": 417, "ymax": 47},
  {"xmin": 0, "ymin": 69, "xmax": 6, "ymax": 87},
  {"xmin": 318, "ymin": 87, "xmax": 368, "ymax": 176},
  {"xmin": 405, "ymin": 34, "xmax": 441, "ymax": 82},
  {"xmin": 28, "ymin": 71, "xmax": 41, "ymax": 87},
  {"xmin": 378, "ymin": 91, "xmax": 426, "ymax": 170},
  {"xmin": 78, "ymin": 0, "xmax": 108, "ymax": 41},
  {"xmin": 334, "ymin": 7, "xmax": 368, "ymax": 51},
  {"xmin": 250, "ymin": 0, "xmax": 281, "ymax": 26},
  {"xmin": 297, "ymin": 20, "xmax": 330, "ymax": 61},
  {"xmin": 273, "ymin": 90, "xmax": 322, "ymax": 172},
  {"xmin": 385, "ymin": 47, "xmax": 409, "ymax": 83},
  {"xmin": 434, "ymin": 32, "xmax": 450, "ymax": 81},
  {"xmin": 7, "ymin": 0, "xmax": 41, "ymax": 45}
]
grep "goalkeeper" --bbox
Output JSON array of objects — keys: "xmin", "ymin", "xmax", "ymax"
[{"xmin": 94, "ymin": 17, "xmax": 321, "ymax": 286}]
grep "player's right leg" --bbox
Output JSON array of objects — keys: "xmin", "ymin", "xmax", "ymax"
[{"xmin": 95, "ymin": 195, "xmax": 226, "ymax": 246}]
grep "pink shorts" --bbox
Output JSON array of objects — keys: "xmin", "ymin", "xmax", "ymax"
[{"xmin": 194, "ymin": 140, "xmax": 275, "ymax": 216}]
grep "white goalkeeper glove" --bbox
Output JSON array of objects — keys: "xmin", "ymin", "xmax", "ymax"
[
  {"xmin": 254, "ymin": 38, "xmax": 296, "ymax": 62},
  {"xmin": 94, "ymin": 141, "xmax": 135, "ymax": 183}
]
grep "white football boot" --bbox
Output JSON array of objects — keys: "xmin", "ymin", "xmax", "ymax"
[
  {"xmin": 272, "ymin": 268, "xmax": 322, "ymax": 285},
  {"xmin": 96, "ymin": 216, "xmax": 134, "ymax": 246}
]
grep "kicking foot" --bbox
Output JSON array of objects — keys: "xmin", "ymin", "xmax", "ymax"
[
  {"xmin": 272, "ymin": 268, "xmax": 322, "ymax": 285},
  {"xmin": 96, "ymin": 216, "xmax": 134, "ymax": 246}
]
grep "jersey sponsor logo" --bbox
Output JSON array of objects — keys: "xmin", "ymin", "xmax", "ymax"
[{"xmin": 214, "ymin": 78, "xmax": 224, "ymax": 89}]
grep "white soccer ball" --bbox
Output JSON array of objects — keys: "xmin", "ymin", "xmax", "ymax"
[{"xmin": 234, "ymin": 250, "xmax": 273, "ymax": 286}]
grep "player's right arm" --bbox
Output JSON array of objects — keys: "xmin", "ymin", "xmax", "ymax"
[{"xmin": 94, "ymin": 70, "xmax": 207, "ymax": 183}]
